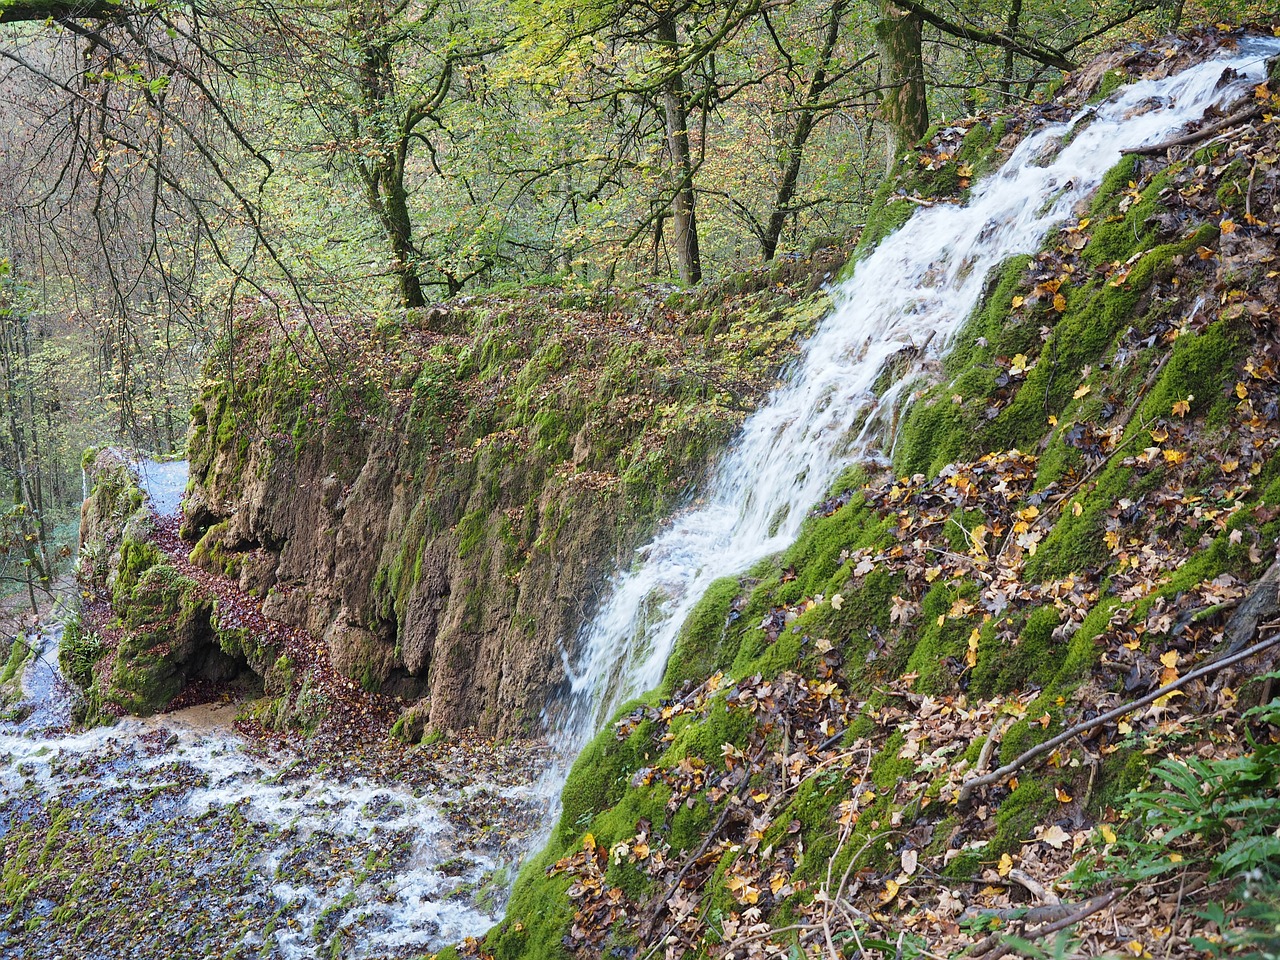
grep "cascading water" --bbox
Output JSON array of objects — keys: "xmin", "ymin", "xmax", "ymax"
[{"xmin": 550, "ymin": 39, "xmax": 1280, "ymax": 760}]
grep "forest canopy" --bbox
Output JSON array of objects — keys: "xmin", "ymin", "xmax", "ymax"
[{"xmin": 0, "ymin": 0, "xmax": 1269, "ymax": 606}]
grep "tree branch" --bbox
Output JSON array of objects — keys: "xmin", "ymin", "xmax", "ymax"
[
  {"xmin": 892, "ymin": 0, "xmax": 1076, "ymax": 70},
  {"xmin": 0, "ymin": 0, "xmax": 122, "ymax": 23},
  {"xmin": 957, "ymin": 629, "xmax": 1280, "ymax": 806}
]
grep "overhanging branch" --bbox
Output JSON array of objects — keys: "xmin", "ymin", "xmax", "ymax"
[{"xmin": 892, "ymin": 0, "xmax": 1076, "ymax": 71}]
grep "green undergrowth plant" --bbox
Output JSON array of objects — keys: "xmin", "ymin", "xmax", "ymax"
[{"xmin": 1070, "ymin": 679, "xmax": 1280, "ymax": 956}]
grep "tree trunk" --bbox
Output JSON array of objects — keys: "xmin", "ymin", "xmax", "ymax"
[
  {"xmin": 876, "ymin": 0, "xmax": 928, "ymax": 170},
  {"xmin": 355, "ymin": 0, "xmax": 428, "ymax": 309},
  {"xmin": 383, "ymin": 173, "xmax": 427, "ymax": 309},
  {"xmin": 999, "ymin": 0, "xmax": 1022, "ymax": 103},
  {"xmin": 762, "ymin": 0, "xmax": 847, "ymax": 261},
  {"xmin": 656, "ymin": 12, "xmax": 702, "ymax": 286}
]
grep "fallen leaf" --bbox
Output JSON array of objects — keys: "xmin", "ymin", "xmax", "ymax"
[{"xmin": 1038, "ymin": 824, "xmax": 1071, "ymax": 849}]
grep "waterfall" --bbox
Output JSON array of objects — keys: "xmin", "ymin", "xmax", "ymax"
[{"xmin": 548, "ymin": 38, "xmax": 1280, "ymax": 760}]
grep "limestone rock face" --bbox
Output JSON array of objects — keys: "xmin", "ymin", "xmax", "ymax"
[
  {"xmin": 186, "ymin": 416, "xmax": 640, "ymax": 736},
  {"xmin": 180, "ymin": 276, "xmax": 837, "ymax": 736}
]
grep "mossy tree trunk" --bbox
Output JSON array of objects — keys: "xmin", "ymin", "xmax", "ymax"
[
  {"xmin": 999, "ymin": 0, "xmax": 1022, "ymax": 103},
  {"xmin": 350, "ymin": 0, "xmax": 433, "ymax": 310},
  {"xmin": 876, "ymin": 0, "xmax": 928, "ymax": 171}
]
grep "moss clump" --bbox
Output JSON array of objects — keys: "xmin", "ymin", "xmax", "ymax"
[{"xmin": 661, "ymin": 577, "xmax": 741, "ymax": 696}]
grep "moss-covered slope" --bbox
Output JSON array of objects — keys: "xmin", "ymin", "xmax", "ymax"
[{"xmin": 479, "ymin": 36, "xmax": 1280, "ymax": 960}]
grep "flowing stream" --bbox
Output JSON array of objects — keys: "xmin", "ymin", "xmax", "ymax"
[
  {"xmin": 0, "ymin": 459, "xmax": 542, "ymax": 959},
  {"xmin": 552, "ymin": 38, "xmax": 1280, "ymax": 754}
]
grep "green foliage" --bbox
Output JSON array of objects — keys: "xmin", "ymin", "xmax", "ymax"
[
  {"xmin": 59, "ymin": 615, "xmax": 106, "ymax": 690},
  {"xmin": 1074, "ymin": 690, "xmax": 1280, "ymax": 956}
]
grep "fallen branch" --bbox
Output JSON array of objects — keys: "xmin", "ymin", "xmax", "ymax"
[
  {"xmin": 1123, "ymin": 102, "xmax": 1263, "ymax": 156},
  {"xmin": 967, "ymin": 890, "xmax": 1123, "ymax": 960},
  {"xmin": 1007, "ymin": 868, "xmax": 1059, "ymax": 906},
  {"xmin": 957, "ymin": 630, "xmax": 1280, "ymax": 805}
]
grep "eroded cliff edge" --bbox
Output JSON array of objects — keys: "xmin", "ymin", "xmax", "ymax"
[{"xmin": 178, "ymin": 270, "xmax": 842, "ymax": 736}]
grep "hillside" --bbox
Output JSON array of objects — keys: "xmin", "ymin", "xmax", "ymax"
[
  {"xmin": 62, "ymin": 25, "xmax": 1280, "ymax": 960},
  {"xmin": 476, "ymin": 30, "xmax": 1280, "ymax": 960}
]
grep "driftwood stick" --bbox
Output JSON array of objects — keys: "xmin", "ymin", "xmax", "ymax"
[
  {"xmin": 1122, "ymin": 102, "xmax": 1263, "ymax": 156},
  {"xmin": 957, "ymin": 631, "xmax": 1280, "ymax": 805}
]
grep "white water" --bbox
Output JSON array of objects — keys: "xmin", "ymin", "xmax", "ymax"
[
  {"xmin": 133, "ymin": 456, "xmax": 190, "ymax": 516},
  {"xmin": 553, "ymin": 39, "xmax": 1280, "ymax": 750},
  {"xmin": 0, "ymin": 458, "xmax": 541, "ymax": 958},
  {"xmin": 0, "ymin": 690, "xmax": 532, "ymax": 957}
]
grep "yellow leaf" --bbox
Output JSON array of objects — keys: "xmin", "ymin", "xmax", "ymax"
[
  {"xmin": 1221, "ymin": 218, "xmax": 1237, "ymax": 234},
  {"xmin": 1099, "ymin": 823, "xmax": 1117, "ymax": 844},
  {"xmin": 879, "ymin": 879, "xmax": 900, "ymax": 904},
  {"xmin": 1172, "ymin": 395, "xmax": 1194, "ymax": 417},
  {"xmin": 1168, "ymin": 852, "xmax": 1183, "ymax": 863},
  {"xmin": 1053, "ymin": 293, "xmax": 1067, "ymax": 312},
  {"xmin": 1072, "ymin": 501, "xmax": 1083, "ymax": 517},
  {"xmin": 1117, "ymin": 720, "xmax": 1133, "ymax": 735},
  {"xmin": 1073, "ymin": 383, "xmax": 1092, "ymax": 400},
  {"xmin": 1159, "ymin": 650, "xmax": 1178, "ymax": 669},
  {"xmin": 1237, "ymin": 381, "xmax": 1250, "ymax": 399},
  {"xmin": 1011, "ymin": 295, "xmax": 1025, "ymax": 309},
  {"xmin": 1150, "ymin": 426, "xmax": 1169, "ymax": 443},
  {"xmin": 1048, "ymin": 415, "xmax": 1058, "ymax": 426},
  {"xmin": 1223, "ymin": 459, "xmax": 1239, "ymax": 473},
  {"xmin": 1163, "ymin": 449, "xmax": 1187, "ymax": 465},
  {"xmin": 770, "ymin": 873, "xmax": 788, "ymax": 895},
  {"xmin": 1055, "ymin": 787, "xmax": 1073, "ymax": 803},
  {"xmin": 997, "ymin": 853, "xmax": 1013, "ymax": 877}
]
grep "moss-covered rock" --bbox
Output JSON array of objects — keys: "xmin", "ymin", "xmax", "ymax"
[
  {"xmin": 183, "ymin": 267, "xmax": 846, "ymax": 736},
  {"xmin": 75, "ymin": 450, "xmax": 250, "ymax": 718},
  {"xmin": 484, "ymin": 42, "xmax": 1280, "ymax": 956}
]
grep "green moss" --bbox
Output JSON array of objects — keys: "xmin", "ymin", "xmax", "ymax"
[
  {"xmin": 988, "ymin": 779, "xmax": 1051, "ymax": 858},
  {"xmin": 456, "ymin": 509, "xmax": 488, "ymax": 560},
  {"xmin": 661, "ymin": 577, "xmax": 741, "ymax": 695},
  {"xmin": 970, "ymin": 605, "xmax": 1062, "ymax": 697}
]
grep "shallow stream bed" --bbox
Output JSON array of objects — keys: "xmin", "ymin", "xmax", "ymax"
[{"xmin": 0, "ymin": 458, "xmax": 547, "ymax": 959}]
